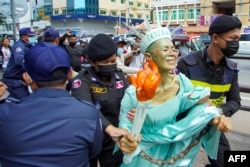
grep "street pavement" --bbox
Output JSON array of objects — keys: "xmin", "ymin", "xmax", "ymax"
[{"xmin": 0, "ymin": 70, "xmax": 250, "ymax": 166}]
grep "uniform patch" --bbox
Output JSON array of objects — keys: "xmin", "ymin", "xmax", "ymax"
[
  {"xmin": 15, "ymin": 47, "xmax": 22, "ymax": 52},
  {"xmin": 90, "ymin": 86, "xmax": 107, "ymax": 93},
  {"xmin": 115, "ymin": 80, "xmax": 124, "ymax": 89},
  {"xmin": 72, "ymin": 79, "xmax": 81, "ymax": 89}
]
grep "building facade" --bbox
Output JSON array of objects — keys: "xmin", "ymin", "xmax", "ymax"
[
  {"xmin": 151, "ymin": 0, "xmax": 250, "ymax": 34},
  {"xmin": 48, "ymin": 0, "xmax": 151, "ymax": 36}
]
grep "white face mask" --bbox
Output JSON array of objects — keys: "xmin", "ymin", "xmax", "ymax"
[{"xmin": 117, "ymin": 48, "xmax": 124, "ymax": 56}]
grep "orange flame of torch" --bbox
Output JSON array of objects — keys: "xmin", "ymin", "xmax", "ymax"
[{"xmin": 130, "ymin": 59, "xmax": 161, "ymax": 102}]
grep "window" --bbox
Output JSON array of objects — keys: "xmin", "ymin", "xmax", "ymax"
[
  {"xmin": 158, "ymin": 10, "xmax": 168, "ymax": 20},
  {"xmin": 137, "ymin": 2, "xmax": 141, "ymax": 7},
  {"xmin": 239, "ymin": 34, "xmax": 250, "ymax": 41},
  {"xmin": 129, "ymin": 14, "xmax": 133, "ymax": 18},
  {"xmin": 196, "ymin": 9, "xmax": 200, "ymax": 18},
  {"xmin": 111, "ymin": 0, "xmax": 116, "ymax": 2},
  {"xmin": 75, "ymin": 8, "xmax": 85, "ymax": 14},
  {"xmin": 54, "ymin": 10, "xmax": 59, "ymax": 15},
  {"xmin": 188, "ymin": 9, "xmax": 194, "ymax": 19},
  {"xmin": 100, "ymin": 10, "xmax": 106, "ymax": 15},
  {"xmin": 121, "ymin": 12, "xmax": 126, "ymax": 17},
  {"xmin": 129, "ymin": 1, "xmax": 133, "ymax": 6},
  {"xmin": 137, "ymin": 14, "xmax": 142, "ymax": 18},
  {"xmin": 178, "ymin": 9, "xmax": 184, "ymax": 20},
  {"xmin": 171, "ymin": 9, "xmax": 177, "ymax": 20},
  {"xmin": 111, "ymin": 11, "xmax": 117, "ymax": 16},
  {"xmin": 188, "ymin": 8, "xmax": 200, "ymax": 19},
  {"xmin": 145, "ymin": 4, "xmax": 149, "ymax": 9},
  {"xmin": 121, "ymin": 0, "xmax": 125, "ymax": 4},
  {"xmin": 62, "ymin": 9, "xmax": 67, "ymax": 14}
]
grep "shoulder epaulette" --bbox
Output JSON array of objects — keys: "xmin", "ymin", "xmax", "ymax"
[
  {"xmin": 182, "ymin": 51, "xmax": 201, "ymax": 65},
  {"xmin": 225, "ymin": 58, "xmax": 239, "ymax": 72}
]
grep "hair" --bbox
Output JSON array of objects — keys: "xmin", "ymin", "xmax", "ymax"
[
  {"xmin": 1, "ymin": 37, "xmax": 10, "ymax": 45},
  {"xmin": 68, "ymin": 34, "xmax": 77, "ymax": 39},
  {"xmin": 35, "ymin": 67, "xmax": 69, "ymax": 87},
  {"xmin": 37, "ymin": 36, "xmax": 44, "ymax": 42}
]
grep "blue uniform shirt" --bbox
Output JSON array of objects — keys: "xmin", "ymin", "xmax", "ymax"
[
  {"xmin": 3, "ymin": 39, "xmax": 32, "ymax": 79},
  {"xmin": 0, "ymin": 88, "xmax": 103, "ymax": 167}
]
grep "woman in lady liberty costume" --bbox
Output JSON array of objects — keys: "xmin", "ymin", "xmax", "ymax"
[{"xmin": 117, "ymin": 13, "xmax": 232, "ymax": 167}]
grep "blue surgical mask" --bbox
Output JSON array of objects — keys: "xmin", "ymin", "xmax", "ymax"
[
  {"xmin": 28, "ymin": 37, "xmax": 37, "ymax": 45},
  {"xmin": 117, "ymin": 48, "xmax": 124, "ymax": 56}
]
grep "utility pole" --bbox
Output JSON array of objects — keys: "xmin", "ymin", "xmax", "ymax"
[
  {"xmin": 125, "ymin": 0, "xmax": 129, "ymax": 26},
  {"xmin": 11, "ymin": 0, "xmax": 17, "ymax": 42}
]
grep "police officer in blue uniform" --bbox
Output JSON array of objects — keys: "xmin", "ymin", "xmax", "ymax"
[
  {"xmin": 177, "ymin": 15, "xmax": 242, "ymax": 167},
  {"xmin": 70, "ymin": 34, "xmax": 130, "ymax": 167},
  {"xmin": 2, "ymin": 27, "xmax": 36, "ymax": 100},
  {"xmin": 0, "ymin": 42, "xmax": 103, "ymax": 166}
]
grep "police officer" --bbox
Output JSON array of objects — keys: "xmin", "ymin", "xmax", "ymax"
[
  {"xmin": 43, "ymin": 28, "xmax": 60, "ymax": 44},
  {"xmin": 177, "ymin": 15, "xmax": 242, "ymax": 167},
  {"xmin": 2, "ymin": 27, "xmax": 36, "ymax": 100},
  {"xmin": 43, "ymin": 28, "xmax": 79, "ymax": 80},
  {"xmin": 70, "ymin": 34, "xmax": 130, "ymax": 167},
  {"xmin": 0, "ymin": 42, "xmax": 103, "ymax": 166}
]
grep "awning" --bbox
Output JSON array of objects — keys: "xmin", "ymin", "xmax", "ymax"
[{"xmin": 183, "ymin": 26, "xmax": 209, "ymax": 34}]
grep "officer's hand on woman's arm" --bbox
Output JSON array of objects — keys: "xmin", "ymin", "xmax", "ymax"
[
  {"xmin": 0, "ymin": 82, "xmax": 7, "ymax": 97},
  {"xmin": 105, "ymin": 125, "xmax": 129, "ymax": 146},
  {"xmin": 212, "ymin": 115, "xmax": 232, "ymax": 133},
  {"xmin": 127, "ymin": 108, "xmax": 136, "ymax": 122}
]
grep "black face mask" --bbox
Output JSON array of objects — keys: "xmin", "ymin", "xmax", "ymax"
[
  {"xmin": 69, "ymin": 42, "xmax": 77, "ymax": 46},
  {"xmin": 96, "ymin": 64, "xmax": 117, "ymax": 77},
  {"xmin": 219, "ymin": 36, "xmax": 239, "ymax": 57}
]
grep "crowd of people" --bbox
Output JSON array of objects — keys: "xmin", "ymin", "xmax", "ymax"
[{"xmin": 0, "ymin": 15, "xmax": 241, "ymax": 167}]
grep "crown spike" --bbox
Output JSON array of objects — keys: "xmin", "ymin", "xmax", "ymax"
[
  {"xmin": 171, "ymin": 23, "xmax": 183, "ymax": 36},
  {"xmin": 141, "ymin": 8, "xmax": 152, "ymax": 31},
  {"xmin": 124, "ymin": 37, "xmax": 140, "ymax": 46},
  {"xmin": 122, "ymin": 22, "xmax": 144, "ymax": 39},
  {"xmin": 166, "ymin": 8, "xmax": 174, "ymax": 28},
  {"xmin": 155, "ymin": 5, "xmax": 161, "ymax": 28}
]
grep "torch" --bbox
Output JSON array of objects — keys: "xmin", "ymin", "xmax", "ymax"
[{"xmin": 123, "ymin": 58, "xmax": 161, "ymax": 164}]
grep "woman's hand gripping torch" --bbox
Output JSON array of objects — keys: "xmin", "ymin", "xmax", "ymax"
[{"xmin": 123, "ymin": 59, "xmax": 161, "ymax": 164}]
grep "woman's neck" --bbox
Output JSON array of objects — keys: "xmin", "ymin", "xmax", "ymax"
[{"xmin": 158, "ymin": 71, "xmax": 176, "ymax": 90}]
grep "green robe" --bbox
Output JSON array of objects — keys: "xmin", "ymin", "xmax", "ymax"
[{"xmin": 118, "ymin": 73, "xmax": 221, "ymax": 167}]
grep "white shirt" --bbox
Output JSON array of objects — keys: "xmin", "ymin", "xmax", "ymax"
[
  {"xmin": 1, "ymin": 47, "xmax": 11, "ymax": 68},
  {"xmin": 129, "ymin": 53, "xmax": 145, "ymax": 69},
  {"xmin": 117, "ymin": 51, "xmax": 139, "ymax": 74}
]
